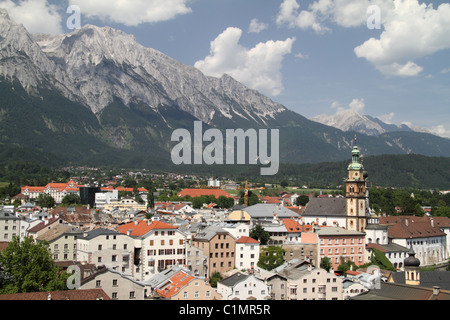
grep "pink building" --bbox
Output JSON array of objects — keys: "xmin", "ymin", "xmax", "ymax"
[{"xmin": 316, "ymin": 226, "xmax": 366, "ymax": 270}]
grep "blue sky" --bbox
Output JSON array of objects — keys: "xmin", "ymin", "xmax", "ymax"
[{"xmin": 2, "ymin": 0, "xmax": 450, "ymax": 137}]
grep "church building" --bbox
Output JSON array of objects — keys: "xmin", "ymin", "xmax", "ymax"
[{"xmin": 302, "ymin": 143, "xmax": 370, "ymax": 232}]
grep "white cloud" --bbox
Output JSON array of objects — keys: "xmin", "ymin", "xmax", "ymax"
[
  {"xmin": 377, "ymin": 112, "xmax": 395, "ymax": 124},
  {"xmin": 278, "ymin": 0, "xmax": 450, "ymax": 78},
  {"xmin": 430, "ymin": 125, "xmax": 450, "ymax": 139},
  {"xmin": 194, "ymin": 27, "xmax": 295, "ymax": 96},
  {"xmin": 276, "ymin": 0, "xmax": 330, "ymax": 33},
  {"xmin": 354, "ymin": 0, "xmax": 450, "ymax": 77},
  {"xmin": 348, "ymin": 98, "xmax": 365, "ymax": 113},
  {"xmin": 0, "ymin": 0, "xmax": 63, "ymax": 34},
  {"xmin": 70, "ymin": 0, "xmax": 192, "ymax": 26},
  {"xmin": 440, "ymin": 68, "xmax": 450, "ymax": 74},
  {"xmin": 328, "ymin": 98, "xmax": 365, "ymax": 114},
  {"xmin": 248, "ymin": 18, "xmax": 268, "ymax": 34}
]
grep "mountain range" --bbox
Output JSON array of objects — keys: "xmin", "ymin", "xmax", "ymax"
[
  {"xmin": 310, "ymin": 109, "xmax": 432, "ymax": 137},
  {"xmin": 1, "ymin": 8, "xmax": 450, "ymax": 171}
]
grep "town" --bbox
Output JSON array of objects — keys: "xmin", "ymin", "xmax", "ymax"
[{"xmin": 0, "ymin": 144, "xmax": 449, "ymax": 301}]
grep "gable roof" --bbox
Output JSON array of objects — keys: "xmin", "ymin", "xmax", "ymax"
[
  {"xmin": 117, "ymin": 220, "xmax": 176, "ymax": 237},
  {"xmin": 155, "ymin": 270, "xmax": 196, "ymax": 298},
  {"xmin": 387, "ymin": 219, "xmax": 446, "ymax": 239},
  {"xmin": 219, "ymin": 272, "xmax": 249, "ymax": 287},
  {"xmin": 28, "ymin": 216, "xmax": 61, "ymax": 233},
  {"xmin": 302, "ymin": 197, "xmax": 347, "ymax": 217},
  {"xmin": 244, "ymin": 204, "xmax": 301, "ymax": 219},
  {"xmin": 236, "ymin": 236, "xmax": 259, "ymax": 244},
  {"xmin": 80, "ymin": 228, "xmax": 123, "ymax": 240}
]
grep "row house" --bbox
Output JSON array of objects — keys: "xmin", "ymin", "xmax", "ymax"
[
  {"xmin": 185, "ymin": 243, "xmax": 208, "ymax": 278},
  {"xmin": 81, "ymin": 266, "xmax": 150, "ymax": 300},
  {"xmin": 217, "ymin": 272, "xmax": 270, "ymax": 300},
  {"xmin": 0, "ymin": 210, "xmax": 21, "ymax": 242},
  {"xmin": 77, "ymin": 228, "xmax": 136, "ymax": 276},
  {"xmin": 267, "ymin": 259, "xmax": 343, "ymax": 300},
  {"xmin": 315, "ymin": 226, "xmax": 366, "ymax": 270},
  {"xmin": 235, "ymin": 236, "xmax": 260, "ymax": 271},
  {"xmin": 117, "ymin": 220, "xmax": 187, "ymax": 281},
  {"xmin": 37, "ymin": 224, "xmax": 83, "ymax": 262}
]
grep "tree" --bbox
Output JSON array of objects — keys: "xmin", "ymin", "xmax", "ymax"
[
  {"xmin": 250, "ymin": 225, "xmax": 271, "ymax": 245},
  {"xmin": 37, "ymin": 194, "xmax": 55, "ymax": 208},
  {"xmin": 257, "ymin": 246, "xmax": 285, "ymax": 271},
  {"xmin": 61, "ymin": 194, "xmax": 81, "ymax": 206},
  {"xmin": 368, "ymin": 248, "xmax": 396, "ymax": 271},
  {"xmin": 217, "ymin": 196, "xmax": 234, "ymax": 209},
  {"xmin": 0, "ymin": 236, "xmax": 68, "ymax": 294},
  {"xmin": 209, "ymin": 271, "xmax": 222, "ymax": 288},
  {"xmin": 337, "ymin": 257, "xmax": 358, "ymax": 275},
  {"xmin": 192, "ymin": 197, "xmax": 203, "ymax": 209},
  {"xmin": 280, "ymin": 180, "xmax": 288, "ymax": 188},
  {"xmin": 296, "ymin": 195, "xmax": 310, "ymax": 207},
  {"xmin": 320, "ymin": 257, "xmax": 332, "ymax": 272}
]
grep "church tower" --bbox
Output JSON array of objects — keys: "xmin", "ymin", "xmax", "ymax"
[{"xmin": 346, "ymin": 140, "xmax": 368, "ymax": 232}]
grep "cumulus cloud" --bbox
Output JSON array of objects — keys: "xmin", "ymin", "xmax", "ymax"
[
  {"xmin": 354, "ymin": 0, "xmax": 450, "ymax": 77},
  {"xmin": 69, "ymin": 0, "xmax": 192, "ymax": 26},
  {"xmin": 248, "ymin": 18, "xmax": 268, "ymax": 34},
  {"xmin": 0, "ymin": 0, "xmax": 63, "ymax": 34},
  {"xmin": 377, "ymin": 112, "xmax": 395, "ymax": 124},
  {"xmin": 430, "ymin": 125, "xmax": 450, "ymax": 139},
  {"xmin": 348, "ymin": 98, "xmax": 365, "ymax": 113},
  {"xmin": 330, "ymin": 98, "xmax": 365, "ymax": 114},
  {"xmin": 276, "ymin": 0, "xmax": 330, "ymax": 33},
  {"xmin": 194, "ymin": 27, "xmax": 295, "ymax": 96},
  {"xmin": 277, "ymin": 0, "xmax": 450, "ymax": 77}
]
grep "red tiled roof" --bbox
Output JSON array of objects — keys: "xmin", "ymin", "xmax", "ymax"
[
  {"xmin": 387, "ymin": 218, "xmax": 446, "ymax": 239},
  {"xmin": 236, "ymin": 236, "xmax": 260, "ymax": 244},
  {"xmin": 177, "ymin": 189, "xmax": 232, "ymax": 198},
  {"xmin": 282, "ymin": 218, "xmax": 312, "ymax": 232},
  {"xmin": 117, "ymin": 220, "xmax": 176, "ymax": 237},
  {"xmin": 155, "ymin": 271, "xmax": 195, "ymax": 299}
]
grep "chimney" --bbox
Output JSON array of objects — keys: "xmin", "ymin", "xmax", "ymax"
[
  {"xmin": 433, "ymin": 286, "xmax": 440, "ymax": 296},
  {"xmin": 135, "ymin": 220, "xmax": 138, "ymax": 226},
  {"xmin": 430, "ymin": 217, "xmax": 434, "ymax": 228},
  {"xmin": 405, "ymin": 218, "xmax": 409, "ymax": 227}
]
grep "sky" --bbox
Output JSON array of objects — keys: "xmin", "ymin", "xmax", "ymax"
[{"xmin": 1, "ymin": 0, "xmax": 450, "ymax": 138}]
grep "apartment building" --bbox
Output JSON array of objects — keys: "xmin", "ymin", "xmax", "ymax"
[
  {"xmin": 316, "ymin": 226, "xmax": 366, "ymax": 270},
  {"xmin": 192, "ymin": 225, "xmax": 236, "ymax": 278},
  {"xmin": 117, "ymin": 219, "xmax": 187, "ymax": 281},
  {"xmin": 235, "ymin": 236, "xmax": 260, "ymax": 271},
  {"xmin": 81, "ymin": 266, "xmax": 150, "ymax": 300},
  {"xmin": 77, "ymin": 228, "xmax": 136, "ymax": 276},
  {"xmin": 37, "ymin": 224, "xmax": 83, "ymax": 262},
  {"xmin": 0, "ymin": 210, "xmax": 21, "ymax": 242}
]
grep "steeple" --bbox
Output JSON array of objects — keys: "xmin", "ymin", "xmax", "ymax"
[
  {"xmin": 404, "ymin": 247, "xmax": 421, "ymax": 286},
  {"xmin": 346, "ymin": 139, "xmax": 368, "ymax": 232}
]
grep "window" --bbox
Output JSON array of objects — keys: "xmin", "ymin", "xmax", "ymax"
[
  {"xmin": 96, "ymin": 280, "xmax": 101, "ymax": 288},
  {"xmin": 129, "ymin": 291, "xmax": 135, "ymax": 299},
  {"xmin": 113, "ymin": 280, "xmax": 118, "ymax": 287}
]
